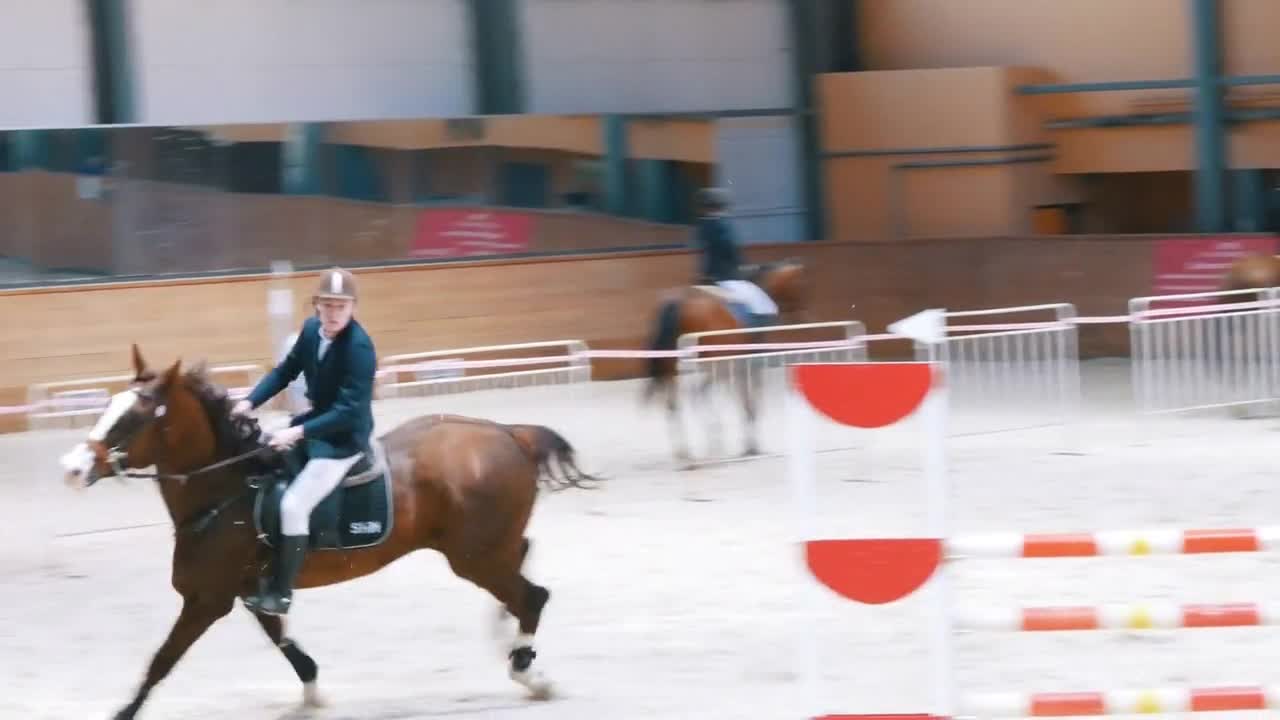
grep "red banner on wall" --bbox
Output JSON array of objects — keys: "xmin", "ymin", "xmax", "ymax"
[
  {"xmin": 1151, "ymin": 235, "xmax": 1278, "ymax": 303},
  {"xmin": 410, "ymin": 208, "xmax": 533, "ymax": 259}
]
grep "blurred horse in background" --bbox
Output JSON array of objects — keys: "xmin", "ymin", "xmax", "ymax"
[{"xmin": 643, "ymin": 259, "xmax": 812, "ymax": 466}]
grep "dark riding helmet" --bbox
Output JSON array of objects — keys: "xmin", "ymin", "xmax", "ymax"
[{"xmin": 696, "ymin": 186, "xmax": 731, "ymax": 212}]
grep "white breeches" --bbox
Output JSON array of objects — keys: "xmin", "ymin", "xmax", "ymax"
[
  {"xmin": 717, "ymin": 279, "xmax": 778, "ymax": 315},
  {"xmin": 280, "ymin": 454, "xmax": 363, "ymax": 536}
]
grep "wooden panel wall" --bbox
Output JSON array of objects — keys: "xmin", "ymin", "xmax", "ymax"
[{"xmin": 1, "ymin": 233, "xmax": 1204, "ymax": 435}]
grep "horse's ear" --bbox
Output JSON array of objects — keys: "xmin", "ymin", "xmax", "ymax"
[
  {"xmin": 188, "ymin": 358, "xmax": 209, "ymax": 380},
  {"xmin": 157, "ymin": 358, "xmax": 182, "ymax": 394},
  {"xmin": 131, "ymin": 344, "xmax": 149, "ymax": 380}
]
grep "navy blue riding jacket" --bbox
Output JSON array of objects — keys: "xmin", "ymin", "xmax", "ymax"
[
  {"xmin": 247, "ymin": 315, "xmax": 377, "ymax": 460},
  {"xmin": 692, "ymin": 215, "xmax": 742, "ymax": 283}
]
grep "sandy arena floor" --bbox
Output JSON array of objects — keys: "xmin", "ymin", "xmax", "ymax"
[{"xmin": 3, "ymin": 359, "xmax": 1280, "ymax": 719}]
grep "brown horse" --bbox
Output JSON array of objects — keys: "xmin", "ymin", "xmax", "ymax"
[
  {"xmin": 643, "ymin": 259, "xmax": 812, "ymax": 466},
  {"xmin": 1223, "ymin": 253, "xmax": 1280, "ymax": 295},
  {"xmin": 57, "ymin": 345, "xmax": 600, "ymax": 719}
]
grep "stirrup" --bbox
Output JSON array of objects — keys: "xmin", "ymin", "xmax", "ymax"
[
  {"xmin": 257, "ymin": 594, "xmax": 293, "ymax": 616},
  {"xmin": 244, "ymin": 591, "xmax": 292, "ymax": 616},
  {"xmin": 243, "ymin": 572, "xmax": 289, "ymax": 615}
]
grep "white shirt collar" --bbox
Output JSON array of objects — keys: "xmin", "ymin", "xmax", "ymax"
[{"xmin": 317, "ymin": 328, "xmax": 335, "ymax": 359}]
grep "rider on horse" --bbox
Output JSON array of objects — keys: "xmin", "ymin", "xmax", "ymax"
[
  {"xmin": 691, "ymin": 186, "xmax": 778, "ymax": 318},
  {"xmin": 232, "ymin": 267, "xmax": 378, "ymax": 615}
]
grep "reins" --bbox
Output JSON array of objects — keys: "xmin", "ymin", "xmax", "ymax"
[{"xmin": 111, "ymin": 445, "xmax": 273, "ymax": 484}]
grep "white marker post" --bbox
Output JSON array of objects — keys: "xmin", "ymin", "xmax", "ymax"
[
  {"xmin": 787, "ymin": 366, "xmax": 823, "ymax": 717},
  {"xmin": 267, "ymin": 260, "xmax": 307, "ymax": 414},
  {"xmin": 888, "ymin": 308, "xmax": 954, "ymax": 720}
]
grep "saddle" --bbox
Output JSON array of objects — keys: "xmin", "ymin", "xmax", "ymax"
[
  {"xmin": 691, "ymin": 276, "xmax": 774, "ymax": 329},
  {"xmin": 250, "ymin": 437, "xmax": 395, "ymax": 551},
  {"xmin": 692, "ymin": 283, "xmax": 738, "ymax": 303}
]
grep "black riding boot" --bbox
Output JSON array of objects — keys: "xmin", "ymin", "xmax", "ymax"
[{"xmin": 245, "ymin": 534, "xmax": 307, "ymax": 616}]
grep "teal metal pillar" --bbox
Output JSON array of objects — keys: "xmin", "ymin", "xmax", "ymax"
[
  {"xmin": 468, "ymin": 0, "xmax": 524, "ymax": 114},
  {"xmin": 1191, "ymin": 0, "xmax": 1226, "ymax": 232},
  {"xmin": 640, "ymin": 159, "xmax": 676, "ymax": 222},
  {"xmin": 282, "ymin": 123, "xmax": 324, "ymax": 195},
  {"xmin": 11, "ymin": 131, "xmax": 48, "ymax": 169},
  {"xmin": 86, "ymin": 0, "xmax": 136, "ymax": 123},
  {"xmin": 603, "ymin": 115, "xmax": 629, "ymax": 215},
  {"xmin": 785, "ymin": 0, "xmax": 834, "ymax": 241},
  {"xmin": 1232, "ymin": 168, "xmax": 1266, "ymax": 231}
]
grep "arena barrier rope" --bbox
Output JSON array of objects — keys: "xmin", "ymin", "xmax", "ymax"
[{"xmin": 7, "ymin": 290, "xmax": 1280, "ymax": 421}]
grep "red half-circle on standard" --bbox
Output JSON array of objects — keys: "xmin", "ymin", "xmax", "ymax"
[
  {"xmin": 806, "ymin": 538, "xmax": 942, "ymax": 605},
  {"xmin": 793, "ymin": 363, "xmax": 934, "ymax": 429},
  {"xmin": 816, "ymin": 715, "xmax": 940, "ymax": 720}
]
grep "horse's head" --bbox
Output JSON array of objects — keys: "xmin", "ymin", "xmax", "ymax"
[
  {"xmin": 58, "ymin": 345, "xmax": 218, "ymax": 489},
  {"xmin": 757, "ymin": 258, "xmax": 813, "ymax": 320}
]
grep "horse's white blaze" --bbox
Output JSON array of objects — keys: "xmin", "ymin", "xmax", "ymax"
[
  {"xmin": 59, "ymin": 443, "xmax": 95, "ymax": 487},
  {"xmin": 59, "ymin": 389, "xmax": 138, "ymax": 487},
  {"xmin": 88, "ymin": 389, "xmax": 139, "ymax": 442}
]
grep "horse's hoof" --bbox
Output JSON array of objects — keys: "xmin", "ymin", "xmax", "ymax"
[
  {"xmin": 675, "ymin": 451, "xmax": 696, "ymax": 471},
  {"xmin": 302, "ymin": 681, "xmax": 328, "ymax": 708},
  {"xmin": 511, "ymin": 668, "xmax": 555, "ymax": 701}
]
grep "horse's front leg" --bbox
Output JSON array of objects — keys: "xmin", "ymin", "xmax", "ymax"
[
  {"xmin": 665, "ymin": 381, "xmax": 694, "ymax": 469},
  {"xmin": 247, "ymin": 607, "xmax": 326, "ymax": 708},
  {"xmin": 113, "ymin": 594, "xmax": 234, "ymax": 720}
]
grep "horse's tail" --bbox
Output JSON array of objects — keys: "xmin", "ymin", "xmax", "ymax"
[
  {"xmin": 505, "ymin": 423, "xmax": 603, "ymax": 491},
  {"xmin": 644, "ymin": 296, "xmax": 683, "ymax": 400}
]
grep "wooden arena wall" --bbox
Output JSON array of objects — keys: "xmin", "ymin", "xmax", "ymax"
[{"xmin": 0, "ymin": 234, "xmax": 1253, "ymax": 433}]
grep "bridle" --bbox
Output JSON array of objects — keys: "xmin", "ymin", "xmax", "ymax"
[{"xmin": 98, "ymin": 383, "xmax": 272, "ymax": 485}]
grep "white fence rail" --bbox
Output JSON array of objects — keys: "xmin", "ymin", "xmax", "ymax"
[
  {"xmin": 1129, "ymin": 287, "xmax": 1280, "ymax": 416},
  {"xmin": 375, "ymin": 340, "xmax": 591, "ymax": 399},
  {"xmin": 917, "ymin": 304, "xmax": 1081, "ymax": 440},
  {"xmin": 24, "ymin": 363, "xmax": 264, "ymax": 432},
  {"xmin": 674, "ymin": 321, "xmax": 870, "ymax": 458},
  {"xmin": 23, "ymin": 287, "xmax": 1280, "ymax": 441}
]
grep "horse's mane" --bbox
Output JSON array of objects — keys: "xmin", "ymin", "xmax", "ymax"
[{"xmin": 180, "ymin": 364, "xmax": 267, "ymax": 461}]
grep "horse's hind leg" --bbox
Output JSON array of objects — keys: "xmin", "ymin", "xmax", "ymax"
[
  {"xmin": 112, "ymin": 595, "xmax": 234, "ymax": 720},
  {"xmin": 665, "ymin": 380, "xmax": 694, "ymax": 468},
  {"xmin": 247, "ymin": 607, "xmax": 325, "ymax": 708},
  {"xmin": 491, "ymin": 537, "xmax": 533, "ymax": 635},
  {"xmin": 456, "ymin": 552, "xmax": 555, "ymax": 700},
  {"xmin": 697, "ymin": 369, "xmax": 725, "ymax": 458},
  {"xmin": 504, "ymin": 571, "xmax": 553, "ymax": 699}
]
